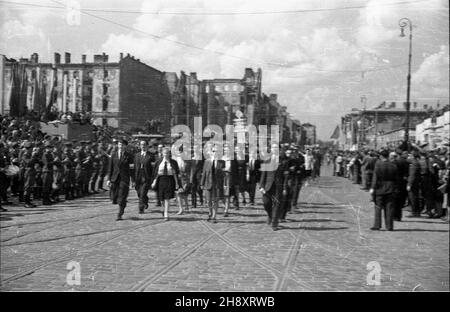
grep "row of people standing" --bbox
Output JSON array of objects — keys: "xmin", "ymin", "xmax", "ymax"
[
  {"xmin": 330, "ymin": 147, "xmax": 449, "ymax": 231},
  {"xmin": 0, "ymin": 139, "xmax": 112, "ymax": 211}
]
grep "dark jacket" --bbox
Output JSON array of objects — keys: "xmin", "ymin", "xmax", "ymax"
[
  {"xmin": 200, "ymin": 159, "xmax": 224, "ymax": 190},
  {"xmin": 108, "ymin": 150, "xmax": 133, "ymax": 184},
  {"xmin": 371, "ymin": 159, "xmax": 399, "ymax": 195},
  {"xmin": 134, "ymin": 151, "xmax": 153, "ymax": 184}
]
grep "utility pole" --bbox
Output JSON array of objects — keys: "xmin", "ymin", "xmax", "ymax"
[{"xmin": 399, "ymin": 17, "xmax": 413, "ymax": 147}]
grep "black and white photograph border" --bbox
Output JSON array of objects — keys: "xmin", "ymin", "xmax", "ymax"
[{"xmin": 0, "ymin": 0, "xmax": 449, "ymax": 295}]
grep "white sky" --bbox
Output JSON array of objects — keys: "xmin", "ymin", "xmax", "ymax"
[{"xmin": 0, "ymin": 0, "xmax": 448, "ymax": 139}]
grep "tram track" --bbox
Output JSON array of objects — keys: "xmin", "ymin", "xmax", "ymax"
[{"xmin": 1, "ymin": 217, "xmax": 168, "ymax": 285}]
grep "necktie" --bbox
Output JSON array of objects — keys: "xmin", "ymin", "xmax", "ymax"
[
  {"xmin": 212, "ymin": 160, "xmax": 216, "ymax": 179},
  {"xmin": 163, "ymin": 161, "xmax": 168, "ymax": 175}
]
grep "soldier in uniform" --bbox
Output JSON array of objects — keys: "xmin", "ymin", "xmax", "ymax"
[
  {"xmin": 97, "ymin": 143, "xmax": 109, "ymax": 191},
  {"xmin": 62, "ymin": 157, "xmax": 75, "ymax": 200},
  {"xmin": 392, "ymin": 150, "xmax": 409, "ymax": 221},
  {"xmin": 51, "ymin": 158, "xmax": 64, "ymax": 202},
  {"xmin": 82, "ymin": 141, "xmax": 93, "ymax": 195},
  {"xmin": 74, "ymin": 157, "xmax": 84, "ymax": 198},
  {"xmin": 41, "ymin": 141, "xmax": 54, "ymax": 205},
  {"xmin": 89, "ymin": 144, "xmax": 100, "ymax": 194}
]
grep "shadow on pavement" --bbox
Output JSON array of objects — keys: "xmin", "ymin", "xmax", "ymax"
[
  {"xmin": 280, "ymin": 226, "xmax": 349, "ymax": 231},
  {"xmin": 401, "ymin": 220, "xmax": 449, "ymax": 224},
  {"xmin": 218, "ymin": 219, "xmax": 267, "ymax": 224},
  {"xmin": 297, "ymin": 218, "xmax": 347, "ymax": 223},
  {"xmin": 294, "ymin": 210, "xmax": 344, "ymax": 214}
]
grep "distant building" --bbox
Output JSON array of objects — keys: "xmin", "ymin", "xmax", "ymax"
[
  {"xmin": 1, "ymin": 52, "xmax": 172, "ymax": 133},
  {"xmin": 340, "ymin": 101, "xmax": 431, "ymax": 150},
  {"xmin": 165, "ymin": 71, "xmax": 200, "ymax": 131},
  {"xmin": 200, "ymin": 68, "xmax": 262, "ymax": 130},
  {"xmin": 416, "ymin": 110, "xmax": 449, "ymax": 150}
]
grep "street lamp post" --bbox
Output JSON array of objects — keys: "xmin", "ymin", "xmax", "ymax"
[{"xmin": 399, "ymin": 17, "xmax": 413, "ymax": 147}]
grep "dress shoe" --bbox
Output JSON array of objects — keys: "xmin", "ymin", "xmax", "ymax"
[
  {"xmin": 164, "ymin": 217, "xmax": 170, "ymax": 221},
  {"xmin": 272, "ymin": 226, "xmax": 279, "ymax": 231},
  {"xmin": 116, "ymin": 216, "xmax": 123, "ymax": 221},
  {"xmin": 370, "ymin": 227, "xmax": 380, "ymax": 231},
  {"xmin": 224, "ymin": 213, "xmax": 229, "ymax": 217},
  {"xmin": 387, "ymin": 228, "xmax": 394, "ymax": 231},
  {"xmin": 24, "ymin": 203, "xmax": 35, "ymax": 208},
  {"xmin": 144, "ymin": 204, "xmax": 148, "ymax": 210},
  {"xmin": 212, "ymin": 219, "xmax": 217, "ymax": 224},
  {"xmin": 139, "ymin": 211, "xmax": 144, "ymax": 214},
  {"xmin": 279, "ymin": 218, "xmax": 287, "ymax": 223}
]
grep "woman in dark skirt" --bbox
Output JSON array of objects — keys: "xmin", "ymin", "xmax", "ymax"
[{"xmin": 151, "ymin": 147, "xmax": 180, "ymax": 221}]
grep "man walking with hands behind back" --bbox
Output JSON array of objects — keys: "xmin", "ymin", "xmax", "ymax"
[{"xmin": 107, "ymin": 138, "xmax": 133, "ymax": 221}]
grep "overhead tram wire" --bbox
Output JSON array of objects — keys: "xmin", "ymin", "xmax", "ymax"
[
  {"xmin": 45, "ymin": 0, "xmax": 408, "ymax": 74},
  {"xmin": 0, "ymin": 0, "xmax": 433, "ymax": 15},
  {"xmin": 0, "ymin": 0, "xmax": 414, "ymax": 74}
]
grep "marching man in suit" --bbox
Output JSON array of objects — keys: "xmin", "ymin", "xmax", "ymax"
[
  {"xmin": 370, "ymin": 149, "xmax": 399, "ymax": 231},
  {"xmin": 259, "ymin": 143, "xmax": 283, "ymax": 231},
  {"xmin": 133, "ymin": 140, "xmax": 153, "ymax": 214},
  {"xmin": 107, "ymin": 138, "xmax": 134, "ymax": 221},
  {"xmin": 247, "ymin": 149, "xmax": 261, "ymax": 206}
]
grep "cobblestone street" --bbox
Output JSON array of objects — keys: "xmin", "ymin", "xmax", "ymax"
[{"xmin": 1, "ymin": 167, "xmax": 448, "ymax": 291}]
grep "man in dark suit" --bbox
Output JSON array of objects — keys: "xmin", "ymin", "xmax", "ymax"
[
  {"xmin": 107, "ymin": 138, "xmax": 133, "ymax": 221},
  {"xmin": 200, "ymin": 147, "xmax": 224, "ymax": 223},
  {"xmin": 133, "ymin": 140, "xmax": 153, "ymax": 214},
  {"xmin": 370, "ymin": 149, "xmax": 399, "ymax": 231},
  {"xmin": 259, "ymin": 143, "xmax": 283, "ymax": 231},
  {"xmin": 247, "ymin": 149, "xmax": 261, "ymax": 206},
  {"xmin": 290, "ymin": 148, "xmax": 305, "ymax": 210}
]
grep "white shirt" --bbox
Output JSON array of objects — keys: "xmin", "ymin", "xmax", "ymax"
[{"xmin": 158, "ymin": 159, "xmax": 174, "ymax": 175}]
